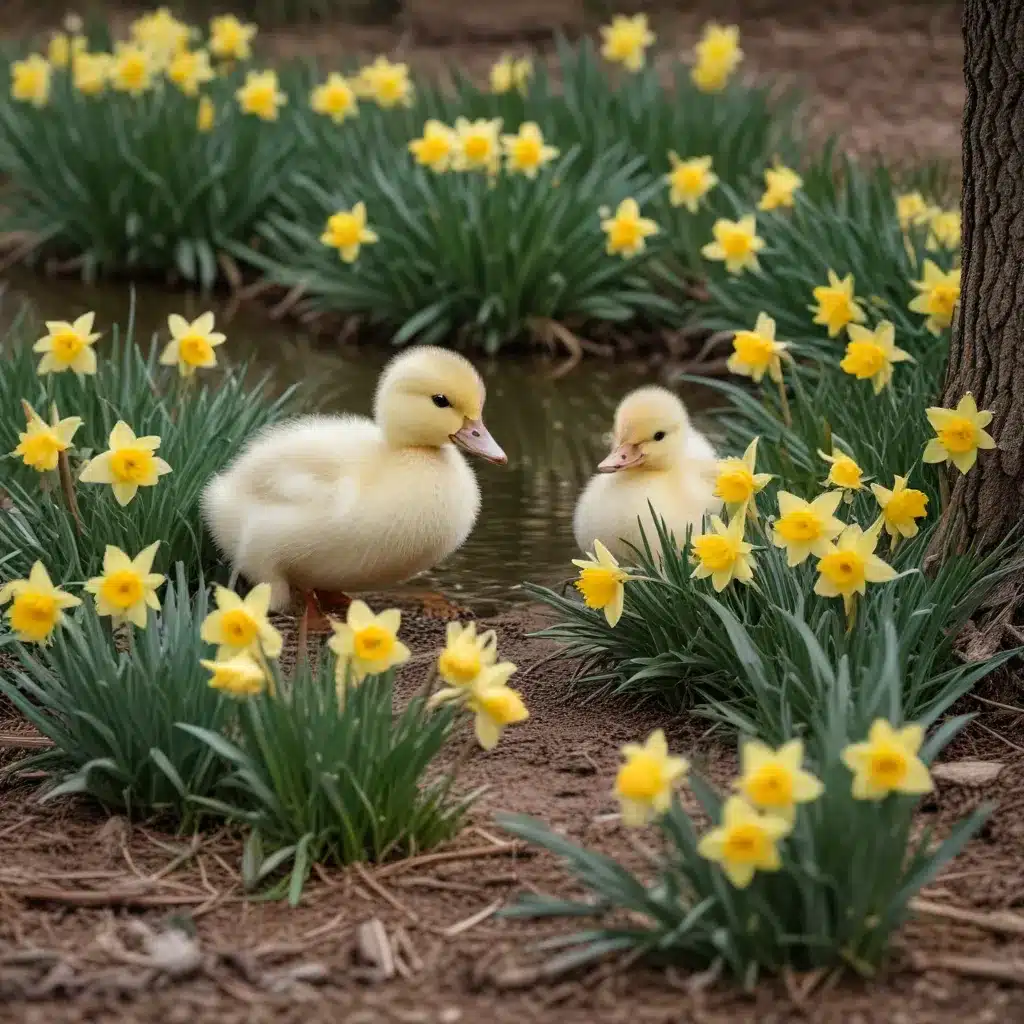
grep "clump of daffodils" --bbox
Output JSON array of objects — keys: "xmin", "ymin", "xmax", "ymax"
[
  {"xmin": 0, "ymin": 561, "xmax": 81, "ymax": 644},
  {"xmin": 490, "ymin": 54, "xmax": 531, "ymax": 94},
  {"xmin": 840, "ymin": 320, "xmax": 911, "ymax": 393},
  {"xmin": 810, "ymin": 269, "xmax": 866, "ymax": 338},
  {"xmin": 236, "ymin": 69, "xmax": 287, "ymax": 121},
  {"xmin": 726, "ymin": 312, "xmax": 788, "ymax": 383},
  {"xmin": 690, "ymin": 509, "xmax": 756, "ymax": 592},
  {"xmin": 909, "ymin": 260, "xmax": 961, "ymax": 335},
  {"xmin": 201, "ymin": 584, "xmax": 283, "ymax": 662},
  {"xmin": 85, "ymin": 543, "xmax": 165, "ymax": 629},
  {"xmin": 12, "ymin": 401, "xmax": 82, "ymax": 473},
  {"xmin": 702, "ymin": 215, "xmax": 764, "ymax": 275},
  {"xmin": 159, "ymin": 312, "xmax": 226, "ymax": 377},
  {"xmin": 310, "ymin": 72, "xmax": 357, "ymax": 124},
  {"xmin": 665, "ymin": 153, "xmax": 718, "ymax": 213},
  {"xmin": 758, "ymin": 163, "xmax": 802, "ymax": 212},
  {"xmin": 354, "ymin": 56, "xmax": 413, "ymax": 108},
  {"xmin": 329, "ymin": 599, "xmax": 410, "ymax": 690},
  {"xmin": 321, "ymin": 203, "xmax": 378, "ymax": 264},
  {"xmin": 923, "ymin": 393, "xmax": 995, "ymax": 475},
  {"xmin": 79, "ymin": 421, "xmax": 172, "ymax": 506}
]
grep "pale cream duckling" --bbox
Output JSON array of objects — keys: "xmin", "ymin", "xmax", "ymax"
[
  {"xmin": 573, "ymin": 386, "xmax": 720, "ymax": 562},
  {"xmin": 202, "ymin": 347, "xmax": 506, "ymax": 621}
]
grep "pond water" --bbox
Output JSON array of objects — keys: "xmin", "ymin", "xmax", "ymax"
[{"xmin": 5, "ymin": 272, "xmax": 719, "ymax": 613}]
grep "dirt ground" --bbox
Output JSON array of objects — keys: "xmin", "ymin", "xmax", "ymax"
[{"xmin": 2, "ymin": 599, "xmax": 1024, "ymax": 1024}]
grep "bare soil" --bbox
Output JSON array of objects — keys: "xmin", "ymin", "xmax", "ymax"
[{"xmin": 2, "ymin": 599, "xmax": 1024, "ymax": 1024}]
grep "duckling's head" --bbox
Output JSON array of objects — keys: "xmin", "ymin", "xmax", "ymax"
[
  {"xmin": 374, "ymin": 346, "xmax": 507, "ymax": 464},
  {"xmin": 599, "ymin": 386, "xmax": 690, "ymax": 473}
]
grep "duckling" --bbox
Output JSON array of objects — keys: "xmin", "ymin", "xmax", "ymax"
[
  {"xmin": 573, "ymin": 386, "xmax": 720, "ymax": 562},
  {"xmin": 202, "ymin": 346, "xmax": 507, "ymax": 617}
]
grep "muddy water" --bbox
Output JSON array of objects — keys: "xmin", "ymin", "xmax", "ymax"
[{"xmin": 5, "ymin": 272, "xmax": 718, "ymax": 613}]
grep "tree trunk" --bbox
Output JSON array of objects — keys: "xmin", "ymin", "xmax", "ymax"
[{"xmin": 935, "ymin": 0, "xmax": 1024, "ymax": 559}]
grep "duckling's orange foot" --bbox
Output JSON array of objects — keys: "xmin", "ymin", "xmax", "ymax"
[
  {"xmin": 312, "ymin": 590, "xmax": 353, "ymax": 619},
  {"xmin": 399, "ymin": 589, "xmax": 473, "ymax": 621}
]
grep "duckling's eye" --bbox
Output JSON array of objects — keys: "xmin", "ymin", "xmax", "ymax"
[
  {"xmin": 432, "ymin": 394, "xmax": 451, "ymax": 409},
  {"xmin": 653, "ymin": 430, "xmax": 666, "ymax": 441}
]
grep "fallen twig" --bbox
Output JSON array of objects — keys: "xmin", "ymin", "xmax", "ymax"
[
  {"xmin": 0, "ymin": 733, "xmax": 53, "ymax": 750},
  {"xmin": 374, "ymin": 841, "xmax": 525, "ymax": 880},
  {"xmin": 441, "ymin": 898, "xmax": 502, "ymax": 938},
  {"xmin": 910, "ymin": 898, "xmax": 1024, "ymax": 937},
  {"xmin": 8, "ymin": 885, "xmax": 210, "ymax": 908},
  {"xmin": 353, "ymin": 863, "xmax": 418, "ymax": 923},
  {"xmin": 910, "ymin": 951, "xmax": 1024, "ymax": 985}
]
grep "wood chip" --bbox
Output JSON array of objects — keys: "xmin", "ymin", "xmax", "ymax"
[
  {"xmin": 932, "ymin": 760, "xmax": 1005, "ymax": 786},
  {"xmin": 354, "ymin": 918, "xmax": 395, "ymax": 981}
]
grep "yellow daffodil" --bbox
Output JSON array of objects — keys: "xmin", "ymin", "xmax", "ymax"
[
  {"xmin": 615, "ymin": 729, "xmax": 689, "ymax": 827},
  {"xmin": 320, "ymin": 202, "xmax": 379, "ymax": 263},
  {"xmin": 159, "ymin": 311, "xmax": 226, "ymax": 377},
  {"xmin": 452, "ymin": 116, "xmax": 502, "ymax": 174},
  {"xmin": 73, "ymin": 52, "xmax": 112, "ymax": 95},
  {"xmin": 814, "ymin": 522, "xmax": 898, "ymax": 614},
  {"xmin": 871, "ymin": 475, "xmax": 929, "ymax": 540},
  {"xmin": 490, "ymin": 54, "xmax": 531, "ymax": 94},
  {"xmin": 329, "ymin": 599, "xmax": 411, "ymax": 688},
  {"xmin": 599, "ymin": 13, "xmax": 655, "ymax": 72},
  {"xmin": 84, "ymin": 542, "xmax": 165, "ymax": 629},
  {"xmin": 130, "ymin": 7, "xmax": 190, "ymax": 68},
  {"xmin": 810, "ymin": 269, "xmax": 866, "ymax": 337},
  {"xmin": 12, "ymin": 402, "xmax": 82, "ymax": 473},
  {"xmin": 714, "ymin": 437, "xmax": 774, "ymax": 517},
  {"xmin": 11, "ymin": 55, "xmax": 52, "ymax": 107},
  {"xmin": 772, "ymin": 490, "xmax": 844, "ymax": 566},
  {"xmin": 909, "ymin": 259, "xmax": 961, "ymax": 335},
  {"xmin": 202, "ymin": 652, "xmax": 266, "ymax": 697},
  {"xmin": 209, "ymin": 14, "xmax": 257, "ymax": 62},
  {"xmin": 48, "ymin": 33, "xmax": 85, "ymax": 69},
  {"xmin": 236, "ymin": 69, "xmax": 287, "ymax": 121},
  {"xmin": 501, "ymin": 121, "xmax": 558, "ymax": 178},
  {"xmin": 601, "ymin": 198, "xmax": 659, "ymax": 258},
  {"xmin": 701, "ymin": 215, "xmax": 764, "ymax": 275},
  {"xmin": 895, "ymin": 191, "xmax": 932, "ymax": 232},
  {"xmin": 197, "ymin": 94, "xmax": 215, "ymax": 132},
  {"xmin": 409, "ymin": 119, "xmax": 456, "ymax": 172},
  {"xmin": 310, "ymin": 72, "xmax": 357, "ymax": 123},
  {"xmin": 167, "ymin": 48, "xmax": 214, "ymax": 97},
  {"xmin": 34, "ymin": 312, "xmax": 101, "ymax": 376},
  {"xmin": 923, "ymin": 393, "xmax": 995, "ymax": 474},
  {"xmin": 572, "ymin": 540, "xmax": 633, "ymax": 627},
  {"xmin": 758, "ymin": 163, "xmax": 802, "ymax": 212},
  {"xmin": 438, "ymin": 620, "xmax": 498, "ymax": 688},
  {"xmin": 927, "ymin": 209, "xmax": 961, "ymax": 251},
  {"xmin": 201, "ymin": 583, "xmax": 283, "ymax": 661},
  {"xmin": 697, "ymin": 796, "xmax": 789, "ymax": 889},
  {"xmin": 736, "ymin": 739, "xmax": 822, "ymax": 824},
  {"xmin": 466, "ymin": 663, "xmax": 529, "ymax": 750},
  {"xmin": 690, "ymin": 512, "xmax": 756, "ymax": 592},
  {"xmin": 110, "ymin": 43, "xmax": 155, "ymax": 96},
  {"xmin": 690, "ymin": 23, "xmax": 742, "ymax": 93},
  {"xmin": 354, "ymin": 56, "xmax": 413, "ymax": 108},
  {"xmin": 665, "ymin": 153, "xmax": 718, "ymax": 213},
  {"xmin": 727, "ymin": 312, "xmax": 788, "ymax": 383},
  {"xmin": 0, "ymin": 562, "xmax": 81, "ymax": 644},
  {"xmin": 78, "ymin": 421, "xmax": 172, "ymax": 506},
  {"xmin": 842, "ymin": 719, "xmax": 933, "ymax": 801},
  {"xmin": 818, "ymin": 448, "xmax": 866, "ymax": 494},
  {"xmin": 840, "ymin": 320, "xmax": 912, "ymax": 393}
]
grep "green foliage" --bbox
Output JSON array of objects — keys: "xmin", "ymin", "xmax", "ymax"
[
  {"xmin": 499, "ymin": 629, "xmax": 987, "ymax": 982},
  {"xmin": 181, "ymin": 659, "xmax": 470, "ymax": 903},
  {"xmin": 0, "ymin": 565, "xmax": 233, "ymax": 819},
  {"xmin": 0, "ymin": 307, "xmax": 296, "ymax": 586},
  {"xmin": 0, "ymin": 56, "xmax": 296, "ymax": 287},
  {"xmin": 526, "ymin": 511, "xmax": 1018, "ymax": 743}
]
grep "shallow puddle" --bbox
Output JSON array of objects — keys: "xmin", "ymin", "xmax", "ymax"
[{"xmin": 5, "ymin": 271, "xmax": 718, "ymax": 613}]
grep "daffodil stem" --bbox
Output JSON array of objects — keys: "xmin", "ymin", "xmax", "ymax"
[
  {"xmin": 57, "ymin": 449, "xmax": 82, "ymax": 536},
  {"xmin": 442, "ymin": 730, "xmax": 478, "ymax": 795},
  {"xmin": 418, "ymin": 662, "xmax": 439, "ymax": 703},
  {"xmin": 777, "ymin": 377, "xmax": 792, "ymax": 428},
  {"xmin": 890, "ymin": 532, "xmax": 900, "ymax": 556},
  {"xmin": 845, "ymin": 594, "xmax": 857, "ymax": 634},
  {"xmin": 939, "ymin": 469, "xmax": 950, "ymax": 517}
]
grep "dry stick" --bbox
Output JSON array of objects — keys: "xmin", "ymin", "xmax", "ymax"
[
  {"xmin": 972, "ymin": 719, "xmax": 1024, "ymax": 754},
  {"xmin": 353, "ymin": 863, "xmax": 418, "ymax": 923},
  {"xmin": 909, "ymin": 898, "xmax": 1024, "ymax": 937},
  {"xmin": 442, "ymin": 898, "xmax": 503, "ymax": 938},
  {"xmin": 909, "ymin": 952, "xmax": 1024, "ymax": 985},
  {"xmin": 374, "ymin": 842, "xmax": 524, "ymax": 881},
  {"xmin": 0, "ymin": 733, "xmax": 53, "ymax": 750},
  {"xmin": 6, "ymin": 886, "xmax": 210, "ymax": 908}
]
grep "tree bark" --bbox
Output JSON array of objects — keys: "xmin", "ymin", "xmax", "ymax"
[{"xmin": 936, "ymin": 0, "xmax": 1024, "ymax": 558}]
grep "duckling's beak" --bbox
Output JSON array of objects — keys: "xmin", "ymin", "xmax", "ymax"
[
  {"xmin": 452, "ymin": 419, "xmax": 508, "ymax": 465},
  {"xmin": 598, "ymin": 442, "xmax": 644, "ymax": 472}
]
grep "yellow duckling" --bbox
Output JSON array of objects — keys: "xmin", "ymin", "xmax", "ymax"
[
  {"xmin": 573, "ymin": 386, "xmax": 720, "ymax": 561},
  {"xmin": 202, "ymin": 347, "xmax": 506, "ymax": 615}
]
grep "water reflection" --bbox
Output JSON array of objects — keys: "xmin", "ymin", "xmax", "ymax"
[{"xmin": 5, "ymin": 271, "xmax": 718, "ymax": 613}]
